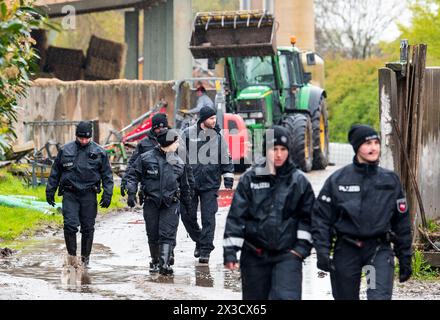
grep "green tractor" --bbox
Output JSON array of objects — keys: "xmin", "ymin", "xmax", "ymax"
[{"xmin": 189, "ymin": 10, "xmax": 329, "ymax": 171}]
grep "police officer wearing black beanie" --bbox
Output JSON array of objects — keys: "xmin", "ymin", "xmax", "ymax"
[
  {"xmin": 181, "ymin": 106, "xmax": 234, "ymax": 264},
  {"xmin": 312, "ymin": 124, "xmax": 412, "ymax": 300},
  {"xmin": 46, "ymin": 121, "xmax": 114, "ymax": 268},
  {"xmin": 121, "ymin": 113, "xmax": 168, "ymax": 198},
  {"xmin": 223, "ymin": 125, "xmax": 315, "ymax": 300},
  {"xmin": 125, "ymin": 128, "xmax": 193, "ymax": 275}
]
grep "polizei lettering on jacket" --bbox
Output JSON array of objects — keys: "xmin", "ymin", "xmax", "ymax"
[
  {"xmin": 338, "ymin": 185, "xmax": 361, "ymax": 192},
  {"xmin": 250, "ymin": 182, "xmax": 270, "ymax": 190}
]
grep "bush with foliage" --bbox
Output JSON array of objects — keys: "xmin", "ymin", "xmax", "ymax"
[
  {"xmin": 0, "ymin": 0, "xmax": 47, "ymax": 157},
  {"xmin": 325, "ymin": 57, "xmax": 386, "ymax": 142}
]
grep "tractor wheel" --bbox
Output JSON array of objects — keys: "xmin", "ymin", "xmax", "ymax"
[
  {"xmin": 282, "ymin": 113, "xmax": 313, "ymax": 172},
  {"xmin": 311, "ymin": 97, "xmax": 329, "ymax": 170}
]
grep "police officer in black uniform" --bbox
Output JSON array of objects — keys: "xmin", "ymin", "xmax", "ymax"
[
  {"xmin": 223, "ymin": 126, "xmax": 315, "ymax": 300},
  {"xmin": 312, "ymin": 124, "xmax": 413, "ymax": 300},
  {"xmin": 181, "ymin": 106, "xmax": 234, "ymax": 263},
  {"xmin": 120, "ymin": 113, "xmax": 168, "ymax": 198},
  {"xmin": 46, "ymin": 121, "xmax": 114, "ymax": 268},
  {"xmin": 125, "ymin": 129, "xmax": 193, "ymax": 275}
]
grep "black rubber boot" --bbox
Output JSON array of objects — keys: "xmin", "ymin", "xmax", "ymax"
[
  {"xmin": 169, "ymin": 246, "xmax": 175, "ymax": 266},
  {"xmin": 64, "ymin": 231, "xmax": 77, "ymax": 256},
  {"xmin": 194, "ymin": 243, "xmax": 200, "ymax": 258},
  {"xmin": 149, "ymin": 243, "xmax": 160, "ymax": 273},
  {"xmin": 81, "ymin": 256, "xmax": 90, "ymax": 269},
  {"xmin": 159, "ymin": 243, "xmax": 173, "ymax": 275},
  {"xmin": 81, "ymin": 232, "xmax": 94, "ymax": 269}
]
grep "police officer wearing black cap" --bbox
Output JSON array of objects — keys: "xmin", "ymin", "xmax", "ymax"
[
  {"xmin": 46, "ymin": 121, "xmax": 114, "ymax": 268},
  {"xmin": 125, "ymin": 129, "xmax": 193, "ymax": 275},
  {"xmin": 181, "ymin": 106, "xmax": 234, "ymax": 264},
  {"xmin": 223, "ymin": 126, "xmax": 315, "ymax": 300},
  {"xmin": 312, "ymin": 124, "xmax": 412, "ymax": 300},
  {"xmin": 120, "ymin": 113, "xmax": 169, "ymax": 198}
]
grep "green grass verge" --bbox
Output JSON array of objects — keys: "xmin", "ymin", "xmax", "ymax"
[
  {"xmin": 0, "ymin": 169, "xmax": 126, "ymax": 242},
  {"xmin": 0, "ymin": 207, "xmax": 62, "ymax": 241},
  {"xmin": 395, "ymin": 249, "xmax": 440, "ymax": 281}
]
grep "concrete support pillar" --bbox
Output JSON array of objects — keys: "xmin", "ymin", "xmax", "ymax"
[
  {"xmin": 274, "ymin": 0, "xmax": 315, "ymax": 50},
  {"xmin": 172, "ymin": 0, "xmax": 192, "ymax": 80},
  {"xmin": 143, "ymin": 0, "xmax": 192, "ymax": 81},
  {"xmin": 240, "ymin": 0, "xmax": 315, "ymax": 51},
  {"xmin": 124, "ymin": 9, "xmax": 139, "ymax": 79}
]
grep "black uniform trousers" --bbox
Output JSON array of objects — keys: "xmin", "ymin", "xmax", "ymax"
[
  {"xmin": 240, "ymin": 247, "xmax": 303, "ymax": 300},
  {"xmin": 180, "ymin": 189, "xmax": 218, "ymax": 257},
  {"xmin": 330, "ymin": 238, "xmax": 395, "ymax": 300},
  {"xmin": 62, "ymin": 191, "xmax": 97, "ymax": 257},
  {"xmin": 143, "ymin": 199, "xmax": 180, "ymax": 245}
]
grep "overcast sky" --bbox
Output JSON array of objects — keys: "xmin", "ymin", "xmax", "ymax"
[{"xmin": 379, "ymin": 5, "xmax": 412, "ymax": 42}]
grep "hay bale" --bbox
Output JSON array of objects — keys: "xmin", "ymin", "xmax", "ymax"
[
  {"xmin": 44, "ymin": 46, "xmax": 85, "ymax": 81},
  {"xmin": 50, "ymin": 64, "xmax": 84, "ymax": 81},
  {"xmin": 46, "ymin": 46, "xmax": 85, "ymax": 68},
  {"xmin": 32, "ymin": 72, "xmax": 55, "ymax": 80},
  {"xmin": 84, "ymin": 56, "xmax": 122, "ymax": 80},
  {"xmin": 84, "ymin": 35, "xmax": 126, "ymax": 80},
  {"xmin": 87, "ymin": 35, "xmax": 126, "ymax": 65},
  {"xmin": 31, "ymin": 29, "xmax": 48, "ymax": 70}
]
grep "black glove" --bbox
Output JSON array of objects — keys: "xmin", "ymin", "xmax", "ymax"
[
  {"xmin": 224, "ymin": 177, "xmax": 234, "ymax": 189},
  {"xmin": 399, "ymin": 256, "xmax": 412, "ymax": 283},
  {"xmin": 99, "ymin": 195, "xmax": 112, "ymax": 208},
  {"xmin": 317, "ymin": 253, "xmax": 332, "ymax": 272},
  {"xmin": 138, "ymin": 190, "xmax": 144, "ymax": 206},
  {"xmin": 127, "ymin": 193, "xmax": 137, "ymax": 208},
  {"xmin": 46, "ymin": 192, "xmax": 56, "ymax": 207},
  {"xmin": 120, "ymin": 179, "xmax": 127, "ymax": 197}
]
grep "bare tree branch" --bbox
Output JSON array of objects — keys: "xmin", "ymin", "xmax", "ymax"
[{"xmin": 315, "ymin": 0, "xmax": 405, "ymax": 59}]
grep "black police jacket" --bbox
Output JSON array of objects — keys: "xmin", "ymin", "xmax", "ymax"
[
  {"xmin": 122, "ymin": 129, "xmax": 158, "ymax": 184},
  {"xmin": 46, "ymin": 140, "xmax": 114, "ymax": 198},
  {"xmin": 223, "ymin": 160, "xmax": 315, "ymax": 264},
  {"xmin": 126, "ymin": 146, "xmax": 193, "ymax": 208},
  {"xmin": 312, "ymin": 157, "xmax": 412, "ymax": 260},
  {"xmin": 127, "ymin": 129, "xmax": 158, "ymax": 169},
  {"xmin": 182, "ymin": 122, "xmax": 234, "ymax": 192}
]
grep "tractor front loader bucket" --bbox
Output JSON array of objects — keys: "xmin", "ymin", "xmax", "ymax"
[{"xmin": 189, "ymin": 10, "xmax": 277, "ymax": 59}]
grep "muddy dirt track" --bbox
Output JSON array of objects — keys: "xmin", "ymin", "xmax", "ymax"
[{"xmin": 0, "ymin": 165, "xmax": 438, "ymax": 300}]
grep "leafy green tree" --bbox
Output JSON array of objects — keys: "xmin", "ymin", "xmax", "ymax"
[
  {"xmin": 0, "ymin": 0, "xmax": 48, "ymax": 156},
  {"xmin": 398, "ymin": 0, "xmax": 440, "ymax": 65},
  {"xmin": 325, "ymin": 58, "xmax": 385, "ymax": 142}
]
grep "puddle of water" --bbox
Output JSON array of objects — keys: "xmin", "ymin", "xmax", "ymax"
[{"xmin": 0, "ymin": 168, "xmax": 341, "ymax": 300}]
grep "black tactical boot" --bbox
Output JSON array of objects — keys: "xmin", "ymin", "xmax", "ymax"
[
  {"xmin": 199, "ymin": 251, "xmax": 209, "ymax": 264},
  {"xmin": 159, "ymin": 243, "xmax": 173, "ymax": 275},
  {"xmin": 81, "ymin": 256, "xmax": 90, "ymax": 269},
  {"xmin": 149, "ymin": 243, "xmax": 160, "ymax": 273},
  {"xmin": 194, "ymin": 243, "xmax": 200, "ymax": 258},
  {"xmin": 64, "ymin": 231, "xmax": 77, "ymax": 256},
  {"xmin": 169, "ymin": 246, "xmax": 175, "ymax": 266},
  {"xmin": 81, "ymin": 232, "xmax": 94, "ymax": 269}
]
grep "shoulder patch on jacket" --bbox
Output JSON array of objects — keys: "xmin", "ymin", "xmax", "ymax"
[
  {"xmin": 397, "ymin": 198, "xmax": 407, "ymax": 213},
  {"xmin": 338, "ymin": 185, "xmax": 360, "ymax": 192}
]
